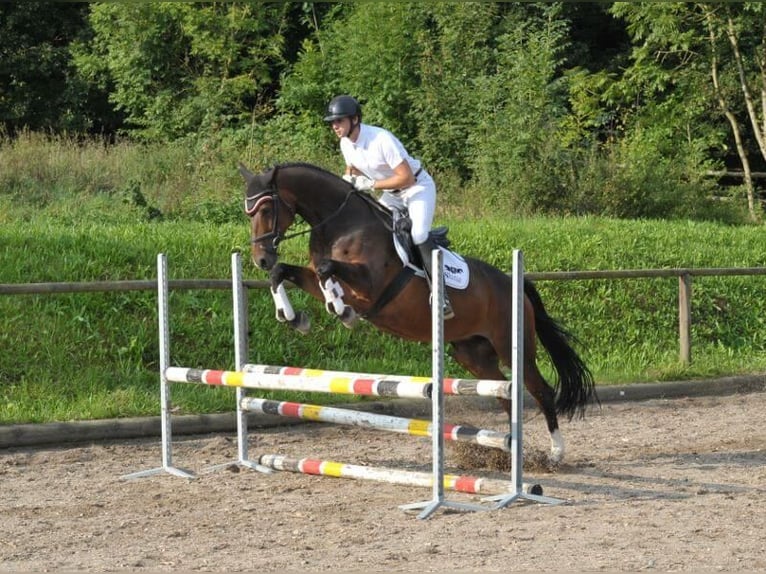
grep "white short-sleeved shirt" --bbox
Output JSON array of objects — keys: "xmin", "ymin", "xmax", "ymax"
[{"xmin": 340, "ymin": 124, "xmax": 421, "ymax": 180}]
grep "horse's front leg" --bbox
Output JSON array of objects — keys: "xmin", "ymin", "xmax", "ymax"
[
  {"xmin": 315, "ymin": 259, "xmax": 373, "ymax": 329},
  {"xmin": 269, "ymin": 262, "xmax": 322, "ymax": 334}
]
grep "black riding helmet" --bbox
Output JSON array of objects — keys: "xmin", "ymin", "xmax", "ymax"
[{"xmin": 323, "ymin": 95, "xmax": 362, "ymax": 122}]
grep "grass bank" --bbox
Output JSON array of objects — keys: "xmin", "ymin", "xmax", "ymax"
[{"xmin": 2, "ymin": 212, "xmax": 766, "ymax": 424}]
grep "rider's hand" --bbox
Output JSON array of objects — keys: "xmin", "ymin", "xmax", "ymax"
[{"xmin": 351, "ymin": 175, "xmax": 375, "ymax": 192}]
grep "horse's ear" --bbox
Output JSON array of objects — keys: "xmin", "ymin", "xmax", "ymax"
[{"xmin": 238, "ymin": 162, "xmax": 255, "ymax": 183}]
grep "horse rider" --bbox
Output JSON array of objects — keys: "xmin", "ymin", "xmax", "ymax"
[{"xmin": 323, "ymin": 94, "xmax": 454, "ymax": 319}]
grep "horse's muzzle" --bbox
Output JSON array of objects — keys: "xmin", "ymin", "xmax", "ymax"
[{"xmin": 253, "ymin": 247, "xmax": 278, "ymax": 271}]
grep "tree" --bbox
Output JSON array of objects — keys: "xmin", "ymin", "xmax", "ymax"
[
  {"xmin": 412, "ymin": 2, "xmax": 499, "ymax": 179},
  {"xmin": 278, "ymin": 3, "xmax": 425, "ymax": 139},
  {"xmin": 0, "ymin": 3, "xmax": 101, "ymax": 133},
  {"xmin": 72, "ymin": 3, "xmax": 293, "ymax": 141},
  {"xmin": 468, "ymin": 3, "xmax": 574, "ymax": 212},
  {"xmin": 278, "ymin": 1, "xmax": 583, "ymax": 195},
  {"xmin": 611, "ymin": 2, "xmax": 766, "ymax": 220}
]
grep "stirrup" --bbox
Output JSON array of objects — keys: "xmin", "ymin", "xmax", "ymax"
[
  {"xmin": 430, "ymin": 293, "xmax": 455, "ymax": 320},
  {"xmin": 443, "ymin": 299, "xmax": 455, "ymax": 320}
]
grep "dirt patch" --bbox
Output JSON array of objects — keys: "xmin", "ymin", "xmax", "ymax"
[{"xmin": 1, "ymin": 392, "xmax": 765, "ymax": 572}]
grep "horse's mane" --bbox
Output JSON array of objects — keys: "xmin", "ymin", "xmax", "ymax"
[
  {"xmin": 274, "ymin": 161, "xmax": 392, "ymax": 222},
  {"xmin": 275, "ymin": 162, "xmax": 344, "ymax": 184}
]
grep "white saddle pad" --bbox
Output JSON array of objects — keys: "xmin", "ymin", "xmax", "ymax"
[{"xmin": 393, "ymin": 237, "xmax": 470, "ymax": 290}]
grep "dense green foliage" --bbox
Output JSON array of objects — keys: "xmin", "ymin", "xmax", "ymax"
[
  {"xmin": 0, "ymin": 3, "xmax": 109, "ymax": 133},
  {"xmin": 2, "ymin": 2, "xmax": 765, "ymax": 220},
  {"xmin": 72, "ymin": 3, "xmax": 299, "ymax": 140}
]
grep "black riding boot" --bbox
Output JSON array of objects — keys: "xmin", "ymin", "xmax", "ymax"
[{"xmin": 417, "ymin": 240, "xmax": 455, "ymax": 320}]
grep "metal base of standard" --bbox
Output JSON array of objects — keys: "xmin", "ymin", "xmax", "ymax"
[
  {"xmin": 120, "ymin": 465, "xmax": 196, "ymax": 481},
  {"xmin": 483, "ymin": 491, "xmax": 565, "ymax": 509},
  {"xmin": 399, "ymin": 498, "xmax": 490, "ymax": 520}
]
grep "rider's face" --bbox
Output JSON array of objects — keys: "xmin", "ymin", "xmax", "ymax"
[{"xmin": 330, "ymin": 117, "xmax": 353, "ymax": 139}]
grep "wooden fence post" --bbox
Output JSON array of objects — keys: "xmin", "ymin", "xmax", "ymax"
[{"xmin": 678, "ymin": 273, "xmax": 692, "ymax": 365}]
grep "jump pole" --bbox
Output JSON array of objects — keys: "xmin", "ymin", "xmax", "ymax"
[
  {"xmin": 399, "ymin": 247, "xmax": 488, "ymax": 518},
  {"xmin": 482, "ymin": 249, "xmax": 563, "ymax": 509},
  {"xmin": 121, "ymin": 254, "xmax": 194, "ymax": 480},
  {"xmin": 239, "ymin": 396, "xmax": 512, "ymax": 451},
  {"xmin": 240, "ymin": 364, "xmax": 512, "ymax": 399},
  {"xmin": 164, "ymin": 367, "xmax": 431, "ymax": 399},
  {"xmin": 257, "ymin": 454, "xmax": 544, "ymax": 497},
  {"xmin": 202, "ymin": 253, "xmax": 272, "ymax": 475}
]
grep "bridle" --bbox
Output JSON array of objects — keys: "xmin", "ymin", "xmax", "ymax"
[
  {"xmin": 245, "ymin": 189, "xmax": 295, "ymax": 252},
  {"xmin": 245, "ymin": 178, "xmax": 358, "ymax": 254}
]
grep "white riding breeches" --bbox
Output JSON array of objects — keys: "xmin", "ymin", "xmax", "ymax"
[{"xmin": 378, "ymin": 174, "xmax": 436, "ymax": 246}]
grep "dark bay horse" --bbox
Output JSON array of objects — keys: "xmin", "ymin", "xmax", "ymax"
[{"xmin": 239, "ymin": 161, "xmax": 596, "ymax": 464}]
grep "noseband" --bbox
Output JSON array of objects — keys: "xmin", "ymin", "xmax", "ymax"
[{"xmin": 245, "ymin": 188, "xmax": 296, "ymax": 252}]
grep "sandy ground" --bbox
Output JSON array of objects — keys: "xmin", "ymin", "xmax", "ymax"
[{"xmin": 1, "ymin": 391, "xmax": 765, "ymax": 572}]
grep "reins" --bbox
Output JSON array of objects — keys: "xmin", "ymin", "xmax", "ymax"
[
  {"xmin": 280, "ymin": 186, "xmax": 358, "ymax": 243},
  {"xmin": 248, "ymin": 181, "xmax": 360, "ymax": 249}
]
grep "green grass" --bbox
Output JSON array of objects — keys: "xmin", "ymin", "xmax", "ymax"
[
  {"xmin": 2, "ymin": 213, "xmax": 766, "ymax": 424},
  {"xmin": 1, "ymin": 133, "xmax": 765, "ymax": 424}
]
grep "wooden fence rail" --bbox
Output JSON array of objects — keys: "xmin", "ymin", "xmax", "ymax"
[
  {"xmin": 527, "ymin": 267, "xmax": 766, "ymax": 364},
  {"xmin": 2, "ymin": 267, "xmax": 765, "ymax": 365}
]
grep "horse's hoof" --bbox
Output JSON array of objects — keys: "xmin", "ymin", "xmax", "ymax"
[
  {"xmin": 275, "ymin": 309, "xmax": 291, "ymax": 323},
  {"xmin": 340, "ymin": 307, "xmax": 358, "ymax": 329},
  {"xmin": 545, "ymin": 458, "xmax": 562, "ymax": 473},
  {"xmin": 289, "ymin": 311, "xmax": 311, "ymax": 334}
]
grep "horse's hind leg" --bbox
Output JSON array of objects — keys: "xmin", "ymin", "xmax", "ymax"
[
  {"xmin": 451, "ymin": 337, "xmax": 506, "ymax": 384},
  {"xmin": 452, "ymin": 336, "xmax": 564, "ymax": 465},
  {"xmin": 521, "ymin": 359, "xmax": 564, "ymax": 464}
]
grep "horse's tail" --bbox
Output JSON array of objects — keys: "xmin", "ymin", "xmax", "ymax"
[{"xmin": 523, "ymin": 279, "xmax": 598, "ymax": 419}]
